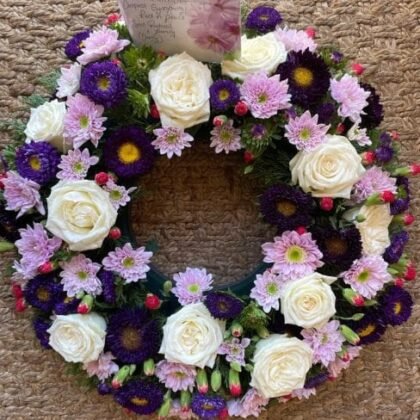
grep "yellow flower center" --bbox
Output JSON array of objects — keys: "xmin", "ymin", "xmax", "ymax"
[
  {"xmin": 29, "ymin": 156, "xmax": 41, "ymax": 171},
  {"xmin": 293, "ymin": 67, "xmax": 314, "ymax": 88},
  {"xmin": 36, "ymin": 287, "xmax": 50, "ymax": 302},
  {"xmin": 97, "ymin": 76, "xmax": 110, "ymax": 91},
  {"xmin": 276, "ymin": 199, "xmax": 297, "ymax": 217},
  {"xmin": 358, "ymin": 324, "xmax": 376, "ymax": 337},
  {"xmin": 130, "ymin": 398, "xmax": 149, "ymax": 407},
  {"xmin": 218, "ymin": 89, "xmax": 230, "ymax": 101},
  {"xmin": 121, "ymin": 327, "xmax": 141, "ymax": 351},
  {"xmin": 286, "ymin": 245, "xmax": 306, "ymax": 263},
  {"xmin": 394, "ymin": 302, "xmax": 402, "ymax": 315},
  {"xmin": 80, "ymin": 115, "xmax": 89, "ymax": 129},
  {"xmin": 118, "ymin": 142, "xmax": 141, "ymax": 164},
  {"xmin": 357, "ymin": 270, "xmax": 370, "ymax": 283}
]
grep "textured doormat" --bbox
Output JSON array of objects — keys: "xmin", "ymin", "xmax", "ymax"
[{"xmin": 0, "ymin": 0, "xmax": 419, "ymax": 419}]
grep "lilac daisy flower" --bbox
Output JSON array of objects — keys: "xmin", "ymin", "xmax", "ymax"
[
  {"xmin": 60, "ymin": 254, "xmax": 102, "ymax": 297},
  {"xmin": 228, "ymin": 389, "xmax": 269, "ymax": 418},
  {"xmin": 57, "ymin": 148, "xmax": 99, "ymax": 180},
  {"xmin": 285, "ymin": 110, "xmax": 330, "ymax": 151},
  {"xmin": 152, "ymin": 127, "xmax": 194, "ymax": 159},
  {"xmin": 347, "ymin": 123, "xmax": 371, "ymax": 146},
  {"xmin": 328, "ymin": 345, "xmax": 361, "ymax": 378},
  {"xmin": 84, "ymin": 352, "xmax": 119, "ymax": 382},
  {"xmin": 103, "ymin": 179, "xmax": 136, "ymax": 210},
  {"xmin": 64, "ymin": 93, "xmax": 107, "ymax": 149},
  {"xmin": 250, "ymin": 270, "xmax": 284, "ymax": 313},
  {"xmin": 172, "ymin": 268, "xmax": 213, "ymax": 306},
  {"xmin": 291, "ymin": 388, "xmax": 316, "ymax": 400},
  {"xmin": 3, "ymin": 171, "xmax": 45, "ymax": 218},
  {"xmin": 56, "ymin": 63, "xmax": 82, "ymax": 99},
  {"xmin": 241, "ymin": 72, "xmax": 290, "ymax": 119},
  {"xmin": 210, "ymin": 119, "xmax": 242, "ymax": 154},
  {"xmin": 102, "ymin": 243, "xmax": 153, "ymax": 283},
  {"xmin": 341, "ymin": 255, "xmax": 391, "ymax": 299},
  {"xmin": 155, "ymin": 360, "xmax": 197, "ymax": 392},
  {"xmin": 262, "ymin": 231, "xmax": 324, "ymax": 281},
  {"xmin": 302, "ymin": 320, "xmax": 345, "ymax": 367},
  {"xmin": 275, "ymin": 27, "xmax": 317, "ymax": 53},
  {"xmin": 218, "ymin": 338, "xmax": 251, "ymax": 366},
  {"xmin": 330, "ymin": 75, "xmax": 370, "ymax": 123}
]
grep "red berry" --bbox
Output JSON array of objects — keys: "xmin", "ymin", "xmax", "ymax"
[
  {"xmin": 15, "ymin": 297, "xmax": 27, "ymax": 313},
  {"xmin": 150, "ymin": 104, "xmax": 160, "ymax": 119},
  {"xmin": 336, "ymin": 123, "xmax": 346, "ymax": 134},
  {"xmin": 295, "ymin": 226, "xmax": 307, "ymax": 235},
  {"xmin": 404, "ymin": 263, "xmax": 416, "ymax": 281},
  {"xmin": 0, "ymin": 172, "xmax": 7, "ymax": 190},
  {"xmin": 403, "ymin": 214, "xmax": 415, "ymax": 226},
  {"xmin": 38, "ymin": 261, "xmax": 54, "ymax": 274},
  {"xmin": 320, "ymin": 197, "xmax": 334, "ymax": 212},
  {"xmin": 77, "ymin": 303, "xmax": 90, "ymax": 314},
  {"xmin": 218, "ymin": 407, "xmax": 229, "ymax": 420},
  {"xmin": 380, "ymin": 191, "xmax": 396, "ymax": 203},
  {"xmin": 351, "ymin": 63, "xmax": 365, "ymax": 75},
  {"xmin": 362, "ymin": 151, "xmax": 376, "ymax": 165},
  {"xmin": 234, "ymin": 101, "xmax": 248, "ymax": 117},
  {"xmin": 108, "ymin": 227, "xmax": 122, "ymax": 240},
  {"xmin": 305, "ymin": 26, "xmax": 316, "ymax": 38},
  {"xmin": 243, "ymin": 151, "xmax": 255, "ymax": 164},
  {"xmin": 353, "ymin": 295, "xmax": 365, "ymax": 307},
  {"xmin": 145, "ymin": 293, "xmax": 161, "ymax": 310},
  {"xmin": 410, "ymin": 164, "xmax": 420, "ymax": 176},
  {"xmin": 11, "ymin": 283, "xmax": 24, "ymax": 299},
  {"xmin": 105, "ymin": 12, "xmax": 120, "ymax": 25},
  {"xmin": 95, "ymin": 172, "xmax": 109, "ymax": 186},
  {"xmin": 394, "ymin": 278, "xmax": 405, "ymax": 288}
]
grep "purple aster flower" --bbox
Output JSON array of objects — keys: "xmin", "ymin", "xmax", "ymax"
[
  {"xmin": 251, "ymin": 124, "xmax": 267, "ymax": 140},
  {"xmin": 379, "ymin": 286, "xmax": 413, "ymax": 326},
  {"xmin": 384, "ymin": 231, "xmax": 409, "ymax": 264},
  {"xmin": 331, "ymin": 51, "xmax": 344, "ymax": 63},
  {"xmin": 0, "ymin": 203, "xmax": 22, "ymax": 242},
  {"xmin": 360, "ymin": 83, "xmax": 384, "ymax": 129},
  {"xmin": 262, "ymin": 231, "xmax": 324, "ymax": 281},
  {"xmin": 391, "ymin": 176, "xmax": 410, "ymax": 215},
  {"xmin": 277, "ymin": 50, "xmax": 331, "ymax": 107},
  {"xmin": 341, "ymin": 255, "xmax": 391, "ymax": 299},
  {"xmin": 347, "ymin": 123, "xmax": 372, "ymax": 147},
  {"xmin": 80, "ymin": 61, "xmax": 128, "ymax": 108},
  {"xmin": 313, "ymin": 102, "xmax": 336, "ymax": 125},
  {"xmin": 84, "ymin": 352, "xmax": 119, "ymax": 382},
  {"xmin": 102, "ymin": 243, "xmax": 153, "ymax": 283},
  {"xmin": 379, "ymin": 132, "xmax": 392, "ymax": 146},
  {"xmin": 246, "ymin": 6, "xmax": 282, "ymax": 33},
  {"xmin": 16, "ymin": 142, "xmax": 60, "ymax": 186},
  {"xmin": 98, "ymin": 270, "xmax": 117, "ymax": 304},
  {"xmin": 302, "ymin": 320, "xmax": 345, "ymax": 367},
  {"xmin": 103, "ymin": 179, "xmax": 136, "ymax": 210},
  {"xmin": 57, "ymin": 148, "xmax": 99, "ymax": 181},
  {"xmin": 375, "ymin": 145, "xmax": 394, "ymax": 163},
  {"xmin": 285, "ymin": 110, "xmax": 330, "ymax": 151},
  {"xmin": 250, "ymin": 270, "xmax": 284, "ymax": 313},
  {"xmin": 106, "ymin": 308, "xmax": 160, "ymax": 364},
  {"xmin": 275, "ymin": 27, "xmax": 317, "ymax": 53},
  {"xmin": 352, "ymin": 166, "xmax": 397, "ymax": 203},
  {"xmin": 347, "ymin": 310, "xmax": 387, "ymax": 345},
  {"xmin": 97, "ymin": 383, "xmax": 113, "ymax": 396},
  {"xmin": 152, "ymin": 127, "xmax": 194, "ymax": 159},
  {"xmin": 155, "ymin": 360, "xmax": 197, "ymax": 392},
  {"xmin": 33, "ymin": 318, "xmax": 52, "ymax": 349},
  {"xmin": 218, "ymin": 337, "xmax": 251, "ymax": 366},
  {"xmin": 103, "ymin": 126, "xmax": 155, "ymax": 179},
  {"xmin": 210, "ymin": 79, "xmax": 240, "ymax": 112},
  {"xmin": 172, "ymin": 267, "xmax": 213, "ymax": 306},
  {"xmin": 65, "ymin": 30, "xmax": 91, "ymax": 60},
  {"xmin": 241, "ymin": 72, "xmax": 290, "ymax": 119},
  {"xmin": 54, "ymin": 296, "xmax": 80, "ymax": 315},
  {"xmin": 205, "ymin": 292, "xmax": 244, "ymax": 320},
  {"xmin": 59, "ymin": 254, "xmax": 102, "ymax": 297},
  {"xmin": 210, "ymin": 119, "xmax": 242, "ymax": 154},
  {"xmin": 114, "ymin": 380, "xmax": 164, "ymax": 415},
  {"xmin": 3, "ymin": 171, "xmax": 45, "ymax": 218},
  {"xmin": 24, "ymin": 274, "xmax": 63, "ymax": 312},
  {"xmin": 64, "ymin": 93, "xmax": 107, "ymax": 149},
  {"xmin": 304, "ymin": 372, "xmax": 329, "ymax": 389},
  {"xmin": 227, "ymin": 388, "xmax": 269, "ymax": 418},
  {"xmin": 191, "ymin": 394, "xmax": 226, "ymax": 420}
]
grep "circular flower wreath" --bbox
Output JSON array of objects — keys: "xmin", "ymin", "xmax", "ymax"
[{"xmin": 1, "ymin": 5, "xmax": 418, "ymax": 419}]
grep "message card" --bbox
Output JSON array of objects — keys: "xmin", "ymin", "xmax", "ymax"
[{"xmin": 118, "ymin": 0, "xmax": 241, "ymax": 62}]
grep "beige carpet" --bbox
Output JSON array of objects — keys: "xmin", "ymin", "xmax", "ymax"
[{"xmin": 0, "ymin": 0, "xmax": 419, "ymax": 418}]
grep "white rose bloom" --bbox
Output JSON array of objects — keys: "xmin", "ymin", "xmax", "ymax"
[
  {"xmin": 290, "ymin": 134, "xmax": 366, "ymax": 198},
  {"xmin": 24, "ymin": 99, "xmax": 67, "ymax": 151},
  {"xmin": 48, "ymin": 313, "xmax": 106, "ymax": 363},
  {"xmin": 221, "ymin": 33, "xmax": 287, "ymax": 81},
  {"xmin": 251, "ymin": 334, "xmax": 313, "ymax": 398},
  {"xmin": 159, "ymin": 303, "xmax": 225, "ymax": 369},
  {"xmin": 46, "ymin": 180, "xmax": 117, "ymax": 252},
  {"xmin": 357, "ymin": 204, "xmax": 392, "ymax": 255},
  {"xmin": 56, "ymin": 63, "xmax": 82, "ymax": 99},
  {"xmin": 281, "ymin": 273, "xmax": 337, "ymax": 329},
  {"xmin": 149, "ymin": 52, "xmax": 213, "ymax": 129}
]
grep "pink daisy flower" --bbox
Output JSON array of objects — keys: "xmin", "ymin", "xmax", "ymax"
[
  {"xmin": 227, "ymin": 388, "xmax": 269, "ymax": 418},
  {"xmin": 341, "ymin": 255, "xmax": 391, "ymax": 299},
  {"xmin": 84, "ymin": 352, "xmax": 119, "ymax": 382},
  {"xmin": 241, "ymin": 72, "xmax": 290, "ymax": 119},
  {"xmin": 56, "ymin": 63, "xmax": 82, "ymax": 99},
  {"xmin": 155, "ymin": 360, "xmax": 197, "ymax": 392},
  {"xmin": 328, "ymin": 345, "xmax": 361, "ymax": 379},
  {"xmin": 291, "ymin": 388, "xmax": 316, "ymax": 400},
  {"xmin": 250, "ymin": 270, "xmax": 284, "ymax": 313},
  {"xmin": 262, "ymin": 231, "xmax": 324, "ymax": 281},
  {"xmin": 152, "ymin": 127, "xmax": 194, "ymax": 158},
  {"xmin": 172, "ymin": 268, "xmax": 213, "ymax": 306},
  {"xmin": 218, "ymin": 338, "xmax": 251, "ymax": 366},
  {"xmin": 103, "ymin": 179, "xmax": 136, "ymax": 209},
  {"xmin": 64, "ymin": 93, "xmax": 107, "ymax": 149},
  {"xmin": 102, "ymin": 243, "xmax": 153, "ymax": 283},
  {"xmin": 210, "ymin": 119, "xmax": 242, "ymax": 154},
  {"xmin": 285, "ymin": 110, "xmax": 330, "ymax": 151},
  {"xmin": 57, "ymin": 148, "xmax": 99, "ymax": 180},
  {"xmin": 275, "ymin": 27, "xmax": 317, "ymax": 53},
  {"xmin": 347, "ymin": 123, "xmax": 371, "ymax": 146}
]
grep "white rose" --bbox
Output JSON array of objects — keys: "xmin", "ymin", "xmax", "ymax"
[
  {"xmin": 46, "ymin": 180, "xmax": 117, "ymax": 252},
  {"xmin": 290, "ymin": 134, "xmax": 366, "ymax": 198},
  {"xmin": 56, "ymin": 63, "xmax": 82, "ymax": 99},
  {"xmin": 281, "ymin": 273, "xmax": 337, "ymax": 329},
  {"xmin": 221, "ymin": 33, "xmax": 287, "ymax": 81},
  {"xmin": 24, "ymin": 99, "xmax": 67, "ymax": 151},
  {"xmin": 149, "ymin": 52, "xmax": 213, "ymax": 129},
  {"xmin": 357, "ymin": 204, "xmax": 392, "ymax": 255},
  {"xmin": 48, "ymin": 313, "xmax": 106, "ymax": 363},
  {"xmin": 251, "ymin": 334, "xmax": 313, "ymax": 398},
  {"xmin": 159, "ymin": 303, "xmax": 225, "ymax": 369}
]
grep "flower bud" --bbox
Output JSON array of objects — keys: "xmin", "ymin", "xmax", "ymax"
[
  {"xmin": 143, "ymin": 358, "xmax": 155, "ymax": 376},
  {"xmin": 319, "ymin": 197, "xmax": 334, "ymax": 212},
  {"xmin": 362, "ymin": 151, "xmax": 376, "ymax": 165},
  {"xmin": 158, "ymin": 393, "xmax": 172, "ymax": 419},
  {"xmin": 95, "ymin": 172, "xmax": 109, "ymax": 186},
  {"xmin": 257, "ymin": 326, "xmax": 270, "ymax": 339},
  {"xmin": 230, "ymin": 361, "xmax": 242, "ymax": 372},
  {"xmin": 342, "ymin": 288, "xmax": 365, "ymax": 307},
  {"xmin": 351, "ymin": 63, "xmax": 365, "ymax": 75},
  {"xmin": 108, "ymin": 227, "xmax": 122, "ymax": 240},
  {"xmin": 11, "ymin": 283, "xmax": 24, "ymax": 299},
  {"xmin": 404, "ymin": 263, "xmax": 416, "ymax": 281},
  {"xmin": 145, "ymin": 293, "xmax": 161, "ymax": 310},
  {"xmin": 77, "ymin": 295, "xmax": 94, "ymax": 314},
  {"xmin": 0, "ymin": 172, "xmax": 7, "ymax": 190},
  {"xmin": 234, "ymin": 101, "xmax": 248, "ymax": 117},
  {"xmin": 196, "ymin": 369, "xmax": 208, "ymax": 394},
  {"xmin": 394, "ymin": 278, "xmax": 405, "ymax": 288},
  {"xmin": 231, "ymin": 322, "xmax": 243, "ymax": 338},
  {"xmin": 340, "ymin": 325, "xmax": 360, "ymax": 345},
  {"xmin": 213, "ymin": 115, "xmax": 228, "ymax": 127},
  {"xmin": 0, "ymin": 241, "xmax": 14, "ymax": 252},
  {"xmin": 104, "ymin": 12, "xmax": 121, "ymax": 25},
  {"xmin": 219, "ymin": 408, "xmax": 229, "ymax": 420},
  {"xmin": 112, "ymin": 365, "xmax": 136, "ymax": 389},
  {"xmin": 365, "ymin": 191, "xmax": 394, "ymax": 206},
  {"xmin": 211, "ymin": 369, "xmax": 222, "ymax": 392},
  {"xmin": 150, "ymin": 104, "xmax": 160, "ymax": 119},
  {"xmin": 229, "ymin": 369, "xmax": 242, "ymax": 397},
  {"xmin": 295, "ymin": 226, "xmax": 307, "ymax": 235},
  {"xmin": 243, "ymin": 151, "xmax": 255, "ymax": 165},
  {"xmin": 180, "ymin": 391, "xmax": 191, "ymax": 411},
  {"xmin": 380, "ymin": 191, "xmax": 396, "ymax": 203},
  {"xmin": 336, "ymin": 123, "xmax": 346, "ymax": 134},
  {"xmin": 15, "ymin": 297, "xmax": 27, "ymax": 312},
  {"xmin": 390, "ymin": 130, "xmax": 400, "ymax": 141},
  {"xmin": 305, "ymin": 26, "xmax": 316, "ymax": 38},
  {"xmin": 38, "ymin": 261, "xmax": 56, "ymax": 274},
  {"xmin": 163, "ymin": 280, "xmax": 173, "ymax": 295}
]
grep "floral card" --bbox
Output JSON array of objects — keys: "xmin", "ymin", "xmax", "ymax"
[{"xmin": 118, "ymin": 0, "xmax": 241, "ymax": 62}]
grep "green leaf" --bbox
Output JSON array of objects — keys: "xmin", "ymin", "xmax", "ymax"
[
  {"xmin": 24, "ymin": 94, "xmax": 47, "ymax": 108},
  {"xmin": 127, "ymin": 89, "xmax": 150, "ymax": 119},
  {"xmin": 37, "ymin": 70, "xmax": 60, "ymax": 95}
]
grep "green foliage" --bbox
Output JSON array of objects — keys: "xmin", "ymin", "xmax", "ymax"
[
  {"xmin": 37, "ymin": 70, "xmax": 60, "ymax": 95},
  {"xmin": 24, "ymin": 94, "xmax": 47, "ymax": 108},
  {"xmin": 128, "ymin": 89, "xmax": 150, "ymax": 119},
  {"xmin": 319, "ymin": 46, "xmax": 349, "ymax": 75},
  {"xmin": 110, "ymin": 23, "xmax": 132, "ymax": 41},
  {"xmin": 0, "ymin": 119, "xmax": 26, "ymax": 142},
  {"xmin": 115, "ymin": 277, "xmax": 147, "ymax": 308},
  {"xmin": 241, "ymin": 119, "xmax": 283, "ymax": 157},
  {"xmin": 239, "ymin": 302, "xmax": 269, "ymax": 332},
  {"xmin": 65, "ymin": 363, "xmax": 99, "ymax": 390}
]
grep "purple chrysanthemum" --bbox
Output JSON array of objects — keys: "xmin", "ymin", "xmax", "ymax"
[
  {"xmin": 205, "ymin": 292, "xmax": 244, "ymax": 320},
  {"xmin": 262, "ymin": 231, "xmax": 324, "ymax": 281},
  {"xmin": 246, "ymin": 6, "xmax": 282, "ymax": 33},
  {"xmin": 59, "ymin": 254, "xmax": 102, "ymax": 297},
  {"xmin": 106, "ymin": 308, "xmax": 161, "ymax": 364},
  {"xmin": 103, "ymin": 126, "xmax": 155, "ymax": 178},
  {"xmin": 375, "ymin": 144, "xmax": 394, "ymax": 163},
  {"xmin": 98, "ymin": 270, "xmax": 117, "ymax": 304},
  {"xmin": 64, "ymin": 93, "xmax": 107, "ymax": 149},
  {"xmin": 65, "ymin": 30, "xmax": 91, "ymax": 60},
  {"xmin": 16, "ymin": 142, "xmax": 60, "ymax": 186},
  {"xmin": 57, "ymin": 148, "xmax": 100, "ymax": 181},
  {"xmin": 103, "ymin": 179, "xmax": 136, "ymax": 210},
  {"xmin": 191, "ymin": 394, "xmax": 226, "ymax": 420},
  {"xmin": 54, "ymin": 296, "xmax": 80, "ymax": 315},
  {"xmin": 24, "ymin": 274, "xmax": 63, "ymax": 312},
  {"xmin": 102, "ymin": 243, "xmax": 153, "ymax": 283},
  {"xmin": 379, "ymin": 286, "xmax": 413, "ymax": 326},
  {"xmin": 285, "ymin": 110, "xmax": 330, "ymax": 151},
  {"xmin": 84, "ymin": 352, "xmax": 119, "ymax": 382},
  {"xmin": 384, "ymin": 231, "xmax": 409, "ymax": 264},
  {"xmin": 218, "ymin": 337, "xmax": 251, "ymax": 366},
  {"xmin": 250, "ymin": 270, "xmax": 283, "ymax": 313},
  {"xmin": 348, "ymin": 310, "xmax": 387, "ymax": 345},
  {"xmin": 341, "ymin": 256, "xmax": 391, "ymax": 299},
  {"xmin": 391, "ymin": 177, "xmax": 410, "ymax": 215},
  {"xmin": 360, "ymin": 83, "xmax": 384, "ymax": 129},
  {"xmin": 155, "ymin": 360, "xmax": 197, "ymax": 392},
  {"xmin": 313, "ymin": 102, "xmax": 336, "ymax": 125},
  {"xmin": 33, "ymin": 318, "xmax": 52, "ymax": 349},
  {"xmin": 302, "ymin": 320, "xmax": 345, "ymax": 367},
  {"xmin": 210, "ymin": 79, "xmax": 240, "ymax": 111},
  {"xmin": 277, "ymin": 50, "xmax": 331, "ymax": 107},
  {"xmin": 275, "ymin": 27, "xmax": 317, "ymax": 53},
  {"xmin": 210, "ymin": 119, "xmax": 242, "ymax": 154},
  {"xmin": 241, "ymin": 72, "xmax": 290, "ymax": 119},
  {"xmin": 114, "ymin": 380, "xmax": 164, "ymax": 415},
  {"xmin": 172, "ymin": 268, "xmax": 213, "ymax": 306},
  {"xmin": 152, "ymin": 127, "xmax": 194, "ymax": 159},
  {"xmin": 80, "ymin": 61, "xmax": 128, "ymax": 108},
  {"xmin": 304, "ymin": 372, "xmax": 329, "ymax": 389}
]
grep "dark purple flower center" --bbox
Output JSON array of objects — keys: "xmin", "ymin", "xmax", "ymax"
[
  {"xmin": 121, "ymin": 327, "xmax": 142, "ymax": 351},
  {"xmin": 276, "ymin": 199, "xmax": 297, "ymax": 217}
]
